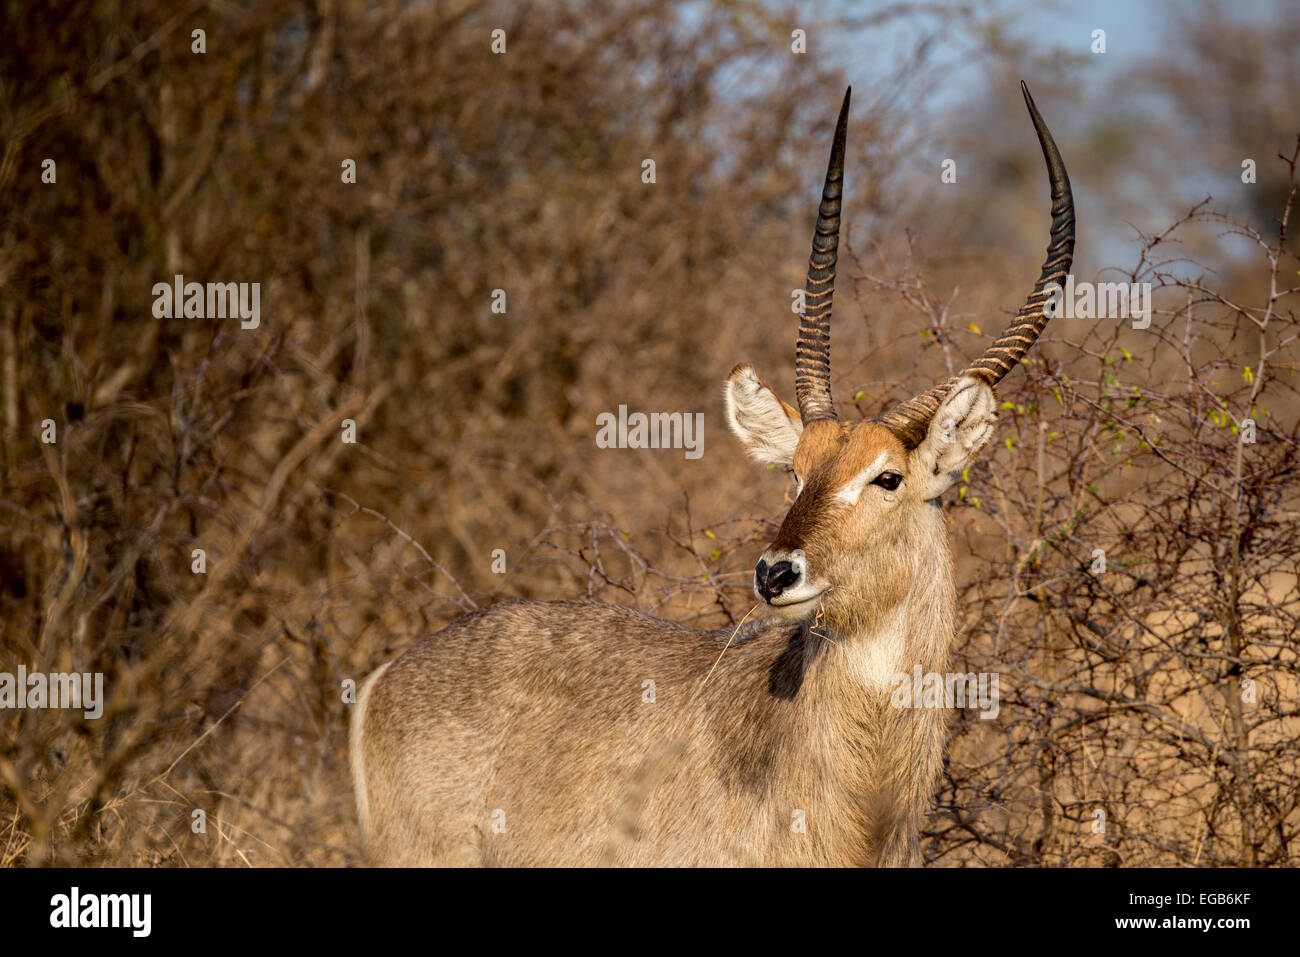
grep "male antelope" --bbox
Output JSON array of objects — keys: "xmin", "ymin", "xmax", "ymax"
[{"xmin": 351, "ymin": 82, "xmax": 1074, "ymax": 867}]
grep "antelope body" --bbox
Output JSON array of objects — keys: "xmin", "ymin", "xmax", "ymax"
[{"xmin": 351, "ymin": 83, "xmax": 1075, "ymax": 867}]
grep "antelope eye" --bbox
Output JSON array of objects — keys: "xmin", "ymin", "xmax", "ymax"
[{"xmin": 873, "ymin": 471, "xmax": 902, "ymax": 491}]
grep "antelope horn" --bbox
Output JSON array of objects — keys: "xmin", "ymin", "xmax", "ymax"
[
  {"xmin": 795, "ymin": 87, "xmax": 851, "ymax": 425},
  {"xmin": 876, "ymin": 81, "xmax": 1075, "ymax": 448}
]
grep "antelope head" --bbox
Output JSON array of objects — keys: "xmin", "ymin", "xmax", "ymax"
[{"xmin": 725, "ymin": 84, "xmax": 1075, "ymax": 630}]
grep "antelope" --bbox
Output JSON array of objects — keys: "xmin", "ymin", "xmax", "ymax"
[{"xmin": 351, "ymin": 82, "xmax": 1074, "ymax": 867}]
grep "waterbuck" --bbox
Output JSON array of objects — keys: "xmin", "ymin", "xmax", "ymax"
[{"xmin": 350, "ymin": 82, "xmax": 1075, "ymax": 866}]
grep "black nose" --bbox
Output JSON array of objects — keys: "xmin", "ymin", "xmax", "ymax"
[{"xmin": 755, "ymin": 559, "xmax": 800, "ymax": 602}]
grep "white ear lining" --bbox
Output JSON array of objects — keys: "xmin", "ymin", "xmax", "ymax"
[
  {"xmin": 724, "ymin": 366, "xmax": 803, "ymax": 465},
  {"xmin": 911, "ymin": 377, "xmax": 997, "ymax": 497}
]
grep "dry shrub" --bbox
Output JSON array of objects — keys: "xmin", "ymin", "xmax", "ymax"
[{"xmin": 0, "ymin": 0, "xmax": 1295, "ymax": 867}]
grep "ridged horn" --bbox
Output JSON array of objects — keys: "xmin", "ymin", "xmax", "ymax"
[
  {"xmin": 795, "ymin": 87, "xmax": 851, "ymax": 425},
  {"xmin": 876, "ymin": 81, "xmax": 1075, "ymax": 448}
]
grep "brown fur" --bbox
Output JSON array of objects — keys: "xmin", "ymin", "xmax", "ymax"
[
  {"xmin": 351, "ymin": 376, "xmax": 990, "ymax": 867},
  {"xmin": 355, "ymin": 586, "xmax": 952, "ymax": 866}
]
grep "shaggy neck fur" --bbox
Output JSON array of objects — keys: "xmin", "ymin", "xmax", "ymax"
[{"xmin": 750, "ymin": 507, "xmax": 956, "ymax": 866}]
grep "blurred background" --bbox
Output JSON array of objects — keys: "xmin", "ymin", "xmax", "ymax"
[{"xmin": 1, "ymin": 0, "xmax": 1297, "ymax": 866}]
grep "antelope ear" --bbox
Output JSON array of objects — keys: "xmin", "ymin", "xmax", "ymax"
[
  {"xmin": 724, "ymin": 364, "xmax": 803, "ymax": 467},
  {"xmin": 909, "ymin": 376, "xmax": 997, "ymax": 499}
]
